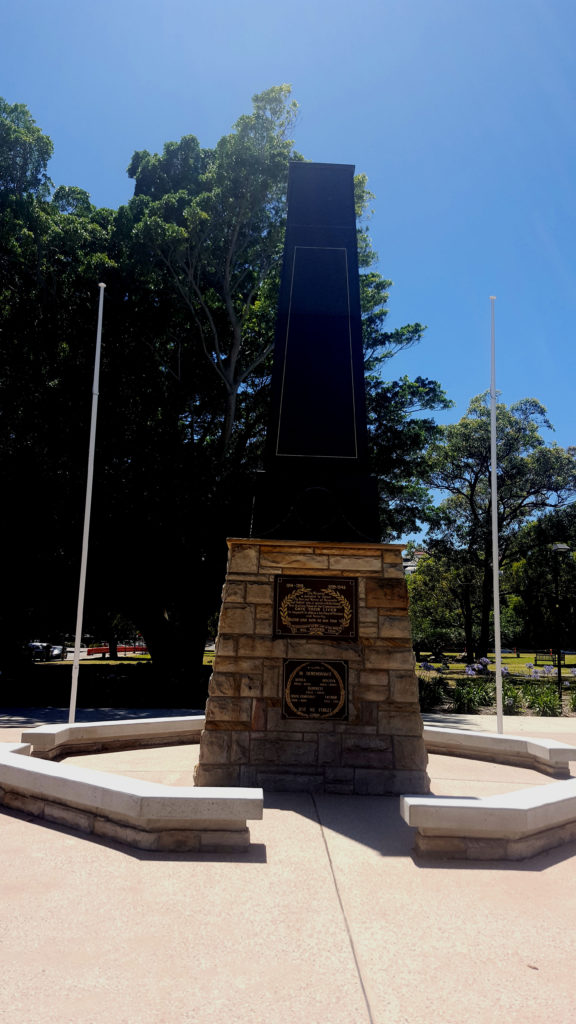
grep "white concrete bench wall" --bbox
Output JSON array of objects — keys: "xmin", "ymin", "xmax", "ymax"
[
  {"xmin": 0, "ymin": 738, "xmax": 262, "ymax": 853},
  {"xmin": 21, "ymin": 715, "xmax": 207, "ymax": 760},
  {"xmin": 423, "ymin": 725, "xmax": 576, "ymax": 778},
  {"xmin": 401, "ymin": 779, "xmax": 576, "ymax": 861},
  {"xmin": 14, "ymin": 717, "xmax": 576, "ymax": 860}
]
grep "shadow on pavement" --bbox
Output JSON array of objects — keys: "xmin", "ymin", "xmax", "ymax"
[
  {"xmin": 264, "ymin": 791, "xmax": 416, "ymax": 858},
  {"xmin": 422, "ymin": 712, "xmax": 495, "ymax": 730},
  {"xmin": 0, "ymin": 707, "xmax": 205, "ymax": 727},
  {"xmin": 264, "ymin": 791, "xmax": 576, "ymax": 869}
]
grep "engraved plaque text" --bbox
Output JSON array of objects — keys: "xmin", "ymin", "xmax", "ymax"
[
  {"xmin": 274, "ymin": 576, "xmax": 357, "ymax": 639},
  {"xmin": 282, "ymin": 660, "xmax": 348, "ymax": 720}
]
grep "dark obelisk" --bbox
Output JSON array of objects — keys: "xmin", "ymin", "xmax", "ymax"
[{"xmin": 253, "ymin": 161, "xmax": 380, "ymax": 542}]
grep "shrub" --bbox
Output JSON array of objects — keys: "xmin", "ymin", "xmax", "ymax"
[
  {"xmin": 417, "ymin": 670, "xmax": 446, "ymax": 712},
  {"xmin": 451, "ymin": 683, "xmax": 481, "ymax": 714},
  {"xmin": 502, "ymin": 681, "xmax": 523, "ymax": 715},
  {"xmin": 526, "ymin": 685, "xmax": 561, "ymax": 717},
  {"xmin": 522, "ymin": 683, "xmax": 543, "ymax": 709},
  {"xmin": 474, "ymin": 678, "xmax": 496, "ymax": 706}
]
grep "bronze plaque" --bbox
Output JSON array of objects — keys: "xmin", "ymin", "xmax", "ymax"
[
  {"xmin": 282, "ymin": 660, "xmax": 348, "ymax": 720},
  {"xmin": 274, "ymin": 576, "xmax": 357, "ymax": 639}
]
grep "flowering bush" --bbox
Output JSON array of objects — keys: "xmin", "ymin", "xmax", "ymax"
[
  {"xmin": 502, "ymin": 682, "xmax": 523, "ymax": 714},
  {"xmin": 416, "ymin": 654, "xmax": 572, "ymax": 717}
]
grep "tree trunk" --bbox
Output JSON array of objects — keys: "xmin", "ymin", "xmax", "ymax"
[
  {"xmin": 138, "ymin": 610, "xmax": 209, "ymax": 707},
  {"xmin": 476, "ymin": 557, "xmax": 493, "ymax": 659},
  {"xmin": 221, "ymin": 387, "xmax": 238, "ymax": 449},
  {"xmin": 460, "ymin": 587, "xmax": 475, "ymax": 663}
]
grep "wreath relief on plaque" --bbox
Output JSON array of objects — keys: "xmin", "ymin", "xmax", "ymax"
[
  {"xmin": 274, "ymin": 576, "xmax": 358, "ymax": 640},
  {"xmin": 282, "ymin": 660, "xmax": 348, "ymax": 720}
]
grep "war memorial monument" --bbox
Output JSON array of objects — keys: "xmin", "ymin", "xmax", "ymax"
[
  {"xmin": 195, "ymin": 162, "xmax": 430, "ymax": 794},
  {"xmin": 4, "ymin": 166, "xmax": 576, "ymax": 870}
]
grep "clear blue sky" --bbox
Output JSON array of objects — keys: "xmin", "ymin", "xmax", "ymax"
[{"xmin": 3, "ymin": 0, "xmax": 576, "ymax": 536}]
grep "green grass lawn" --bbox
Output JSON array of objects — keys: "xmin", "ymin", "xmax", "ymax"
[{"xmin": 419, "ymin": 650, "xmax": 576, "ymax": 679}]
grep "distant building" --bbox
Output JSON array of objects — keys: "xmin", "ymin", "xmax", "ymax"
[{"xmin": 402, "ymin": 549, "xmax": 427, "ymax": 575}]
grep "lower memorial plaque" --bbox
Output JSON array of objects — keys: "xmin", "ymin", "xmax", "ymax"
[{"xmin": 282, "ymin": 660, "xmax": 348, "ymax": 720}]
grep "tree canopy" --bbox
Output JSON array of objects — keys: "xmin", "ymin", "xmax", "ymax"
[
  {"xmin": 124, "ymin": 85, "xmax": 300, "ymax": 450},
  {"xmin": 412, "ymin": 394, "xmax": 576, "ymax": 659},
  {"xmin": 0, "ymin": 98, "xmax": 53, "ymax": 199},
  {"xmin": 499, "ymin": 506, "xmax": 576, "ymax": 651}
]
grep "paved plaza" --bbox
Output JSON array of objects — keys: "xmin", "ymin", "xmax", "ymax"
[{"xmin": 1, "ymin": 713, "xmax": 575, "ymax": 1024}]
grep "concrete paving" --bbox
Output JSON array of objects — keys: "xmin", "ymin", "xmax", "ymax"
[{"xmin": 1, "ymin": 712, "xmax": 576, "ymax": 1024}]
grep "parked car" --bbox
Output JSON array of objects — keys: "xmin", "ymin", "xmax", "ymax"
[
  {"xmin": 27, "ymin": 642, "xmax": 67, "ymax": 661},
  {"xmin": 27, "ymin": 642, "xmax": 51, "ymax": 662}
]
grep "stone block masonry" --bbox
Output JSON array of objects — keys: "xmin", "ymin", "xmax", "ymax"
[{"xmin": 195, "ymin": 539, "xmax": 430, "ymax": 795}]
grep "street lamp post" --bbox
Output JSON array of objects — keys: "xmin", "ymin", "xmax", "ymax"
[{"xmin": 552, "ymin": 543, "xmax": 570, "ymax": 707}]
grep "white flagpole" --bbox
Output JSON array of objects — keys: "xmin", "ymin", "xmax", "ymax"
[
  {"xmin": 69, "ymin": 283, "xmax": 106, "ymax": 723},
  {"xmin": 490, "ymin": 296, "xmax": 503, "ymax": 733}
]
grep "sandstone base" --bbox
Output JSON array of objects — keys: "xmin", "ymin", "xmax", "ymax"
[{"xmin": 195, "ymin": 539, "xmax": 429, "ymax": 795}]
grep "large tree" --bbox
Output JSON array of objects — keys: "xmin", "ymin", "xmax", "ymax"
[
  {"xmin": 0, "ymin": 98, "xmax": 53, "ymax": 199},
  {"xmin": 0, "ymin": 87, "xmax": 450, "ymax": 699},
  {"xmin": 423, "ymin": 394, "xmax": 576, "ymax": 658},
  {"xmin": 125, "ymin": 85, "xmax": 298, "ymax": 451},
  {"xmin": 0, "ymin": 101, "xmax": 118, "ymax": 668},
  {"xmin": 500, "ymin": 505, "xmax": 576, "ymax": 650},
  {"xmin": 406, "ymin": 553, "xmax": 470, "ymax": 658}
]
